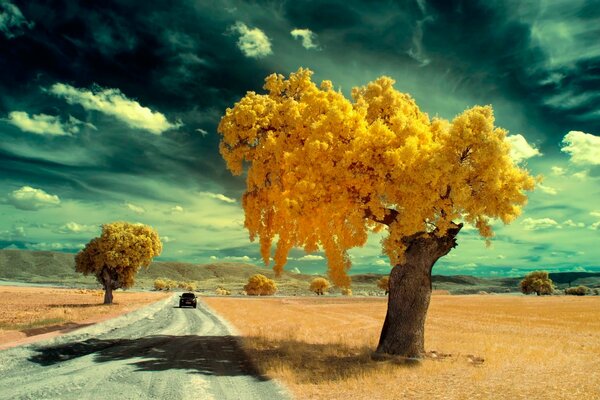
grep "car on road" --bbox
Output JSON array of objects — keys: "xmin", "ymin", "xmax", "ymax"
[{"xmin": 179, "ymin": 292, "xmax": 197, "ymax": 308}]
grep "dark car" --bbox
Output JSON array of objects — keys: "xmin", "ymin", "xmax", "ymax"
[{"xmin": 179, "ymin": 292, "xmax": 197, "ymax": 308}]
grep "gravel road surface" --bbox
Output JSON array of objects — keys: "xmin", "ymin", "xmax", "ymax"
[{"xmin": 0, "ymin": 295, "xmax": 291, "ymax": 400}]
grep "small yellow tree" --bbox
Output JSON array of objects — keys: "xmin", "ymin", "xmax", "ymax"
[
  {"xmin": 244, "ymin": 274, "xmax": 277, "ymax": 296},
  {"xmin": 377, "ymin": 276, "xmax": 390, "ymax": 295},
  {"xmin": 341, "ymin": 288, "xmax": 352, "ymax": 296},
  {"xmin": 75, "ymin": 222, "xmax": 162, "ymax": 304},
  {"xmin": 309, "ymin": 277, "xmax": 331, "ymax": 295},
  {"xmin": 520, "ymin": 271, "xmax": 554, "ymax": 296}
]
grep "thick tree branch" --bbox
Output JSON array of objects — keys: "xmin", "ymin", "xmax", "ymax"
[{"xmin": 365, "ymin": 207, "xmax": 399, "ymax": 226}]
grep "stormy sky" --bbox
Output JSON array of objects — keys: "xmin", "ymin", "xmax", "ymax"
[{"xmin": 0, "ymin": 0, "xmax": 599, "ymax": 277}]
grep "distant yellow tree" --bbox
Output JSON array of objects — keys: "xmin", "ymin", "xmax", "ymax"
[
  {"xmin": 244, "ymin": 274, "xmax": 277, "ymax": 296},
  {"xmin": 309, "ymin": 277, "xmax": 330, "ymax": 295},
  {"xmin": 520, "ymin": 271, "xmax": 554, "ymax": 296},
  {"xmin": 377, "ymin": 276, "xmax": 390, "ymax": 295},
  {"xmin": 341, "ymin": 288, "xmax": 352, "ymax": 296},
  {"xmin": 218, "ymin": 68, "xmax": 535, "ymax": 357},
  {"xmin": 76, "ymin": 222, "xmax": 162, "ymax": 304}
]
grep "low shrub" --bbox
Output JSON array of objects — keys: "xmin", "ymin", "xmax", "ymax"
[
  {"xmin": 377, "ymin": 276, "xmax": 389, "ymax": 295},
  {"xmin": 153, "ymin": 278, "xmax": 167, "ymax": 291},
  {"xmin": 244, "ymin": 274, "xmax": 277, "ymax": 296},
  {"xmin": 216, "ymin": 287, "xmax": 231, "ymax": 295},
  {"xmin": 309, "ymin": 278, "xmax": 331, "ymax": 295},
  {"xmin": 565, "ymin": 286, "xmax": 590, "ymax": 296},
  {"xmin": 341, "ymin": 288, "xmax": 352, "ymax": 296}
]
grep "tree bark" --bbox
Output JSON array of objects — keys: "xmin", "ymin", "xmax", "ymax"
[
  {"xmin": 101, "ymin": 268, "xmax": 119, "ymax": 305},
  {"xmin": 376, "ymin": 225, "xmax": 462, "ymax": 358}
]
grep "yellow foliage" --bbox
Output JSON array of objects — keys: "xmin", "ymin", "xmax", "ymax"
[
  {"xmin": 216, "ymin": 287, "xmax": 231, "ymax": 295},
  {"xmin": 341, "ymin": 288, "xmax": 352, "ymax": 296},
  {"xmin": 309, "ymin": 277, "xmax": 331, "ymax": 295},
  {"xmin": 154, "ymin": 279, "xmax": 167, "ymax": 291},
  {"xmin": 377, "ymin": 276, "xmax": 389, "ymax": 292},
  {"xmin": 76, "ymin": 222, "xmax": 162, "ymax": 290},
  {"xmin": 244, "ymin": 274, "xmax": 277, "ymax": 296},
  {"xmin": 218, "ymin": 68, "xmax": 535, "ymax": 287}
]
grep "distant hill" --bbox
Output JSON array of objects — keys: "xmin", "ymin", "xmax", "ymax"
[{"xmin": 1, "ymin": 249, "xmax": 598, "ymax": 294}]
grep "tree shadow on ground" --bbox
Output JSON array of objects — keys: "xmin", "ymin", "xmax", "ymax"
[
  {"xmin": 240, "ymin": 336, "xmax": 421, "ymax": 384},
  {"xmin": 47, "ymin": 304, "xmax": 105, "ymax": 308},
  {"xmin": 28, "ymin": 335, "xmax": 270, "ymax": 380},
  {"xmin": 24, "ymin": 322, "xmax": 95, "ymax": 337}
]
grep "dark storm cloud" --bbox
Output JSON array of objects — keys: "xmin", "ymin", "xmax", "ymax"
[
  {"xmin": 0, "ymin": 0, "xmax": 277, "ymax": 200},
  {"xmin": 0, "ymin": 0, "xmax": 598, "ymax": 205}
]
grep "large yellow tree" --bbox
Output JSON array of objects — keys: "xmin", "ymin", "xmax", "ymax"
[
  {"xmin": 218, "ymin": 68, "xmax": 535, "ymax": 357},
  {"xmin": 75, "ymin": 222, "xmax": 162, "ymax": 304}
]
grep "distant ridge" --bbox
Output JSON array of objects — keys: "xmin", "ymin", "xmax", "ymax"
[{"xmin": 0, "ymin": 249, "xmax": 598, "ymax": 294}]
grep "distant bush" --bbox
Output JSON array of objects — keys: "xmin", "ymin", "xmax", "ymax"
[
  {"xmin": 309, "ymin": 278, "xmax": 331, "ymax": 295},
  {"xmin": 216, "ymin": 287, "xmax": 231, "ymax": 295},
  {"xmin": 154, "ymin": 278, "xmax": 178, "ymax": 291},
  {"xmin": 179, "ymin": 281, "xmax": 197, "ymax": 291},
  {"xmin": 244, "ymin": 274, "xmax": 277, "ymax": 296},
  {"xmin": 593, "ymin": 288, "xmax": 599, "ymax": 296},
  {"xmin": 520, "ymin": 271, "xmax": 554, "ymax": 296},
  {"xmin": 341, "ymin": 288, "xmax": 352, "ymax": 296},
  {"xmin": 377, "ymin": 276, "xmax": 389, "ymax": 295},
  {"xmin": 565, "ymin": 286, "xmax": 590, "ymax": 296},
  {"xmin": 154, "ymin": 279, "xmax": 167, "ymax": 291}
]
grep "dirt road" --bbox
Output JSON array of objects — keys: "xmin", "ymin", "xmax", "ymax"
[{"xmin": 0, "ymin": 295, "xmax": 290, "ymax": 400}]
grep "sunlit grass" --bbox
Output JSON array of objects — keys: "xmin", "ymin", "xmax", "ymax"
[
  {"xmin": 204, "ymin": 295, "xmax": 600, "ymax": 399},
  {"xmin": 0, "ymin": 286, "xmax": 168, "ymax": 337}
]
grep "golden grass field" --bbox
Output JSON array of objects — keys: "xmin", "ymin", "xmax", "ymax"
[
  {"xmin": 0, "ymin": 286, "xmax": 168, "ymax": 348},
  {"xmin": 204, "ymin": 295, "xmax": 600, "ymax": 400}
]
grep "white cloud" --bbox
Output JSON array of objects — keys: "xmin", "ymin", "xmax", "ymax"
[
  {"xmin": 563, "ymin": 219, "xmax": 585, "ymax": 228},
  {"xmin": 291, "ymin": 28, "xmax": 319, "ymax": 49},
  {"xmin": 0, "ymin": 226, "xmax": 26, "ymax": 240},
  {"xmin": 230, "ymin": 22, "xmax": 272, "ymax": 58},
  {"xmin": 297, "ymin": 254, "xmax": 325, "ymax": 261},
  {"xmin": 506, "ymin": 134, "xmax": 541, "ymax": 163},
  {"xmin": 170, "ymin": 205, "xmax": 184, "ymax": 213},
  {"xmin": 0, "ymin": 1, "xmax": 33, "ymax": 39},
  {"xmin": 551, "ymin": 166, "xmax": 565, "ymax": 176},
  {"xmin": 199, "ymin": 192, "xmax": 236, "ymax": 204},
  {"xmin": 162, "ymin": 236, "xmax": 175, "ymax": 243},
  {"xmin": 48, "ymin": 83, "xmax": 181, "ymax": 134},
  {"xmin": 196, "ymin": 128, "xmax": 208, "ymax": 136},
  {"xmin": 209, "ymin": 255, "xmax": 218, "ymax": 260},
  {"xmin": 125, "ymin": 202, "xmax": 145, "ymax": 214},
  {"xmin": 572, "ymin": 171, "xmax": 588, "ymax": 180},
  {"xmin": 26, "ymin": 242, "xmax": 84, "ymax": 251},
  {"xmin": 590, "ymin": 211, "xmax": 600, "ymax": 218},
  {"xmin": 590, "ymin": 221, "xmax": 600, "ymax": 230},
  {"xmin": 6, "ymin": 111, "xmax": 95, "ymax": 136},
  {"xmin": 290, "ymin": 267, "xmax": 301, "ymax": 274},
  {"xmin": 56, "ymin": 222, "xmax": 97, "ymax": 234},
  {"xmin": 7, "ymin": 186, "xmax": 61, "ymax": 211},
  {"xmin": 561, "ymin": 131, "xmax": 600, "ymax": 165},
  {"xmin": 223, "ymin": 255, "xmax": 253, "ymax": 262},
  {"xmin": 537, "ymin": 184, "xmax": 558, "ymax": 195},
  {"xmin": 522, "ymin": 217, "xmax": 560, "ymax": 230},
  {"xmin": 374, "ymin": 259, "xmax": 388, "ymax": 266}
]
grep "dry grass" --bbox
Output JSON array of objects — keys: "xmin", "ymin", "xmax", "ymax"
[
  {"xmin": 204, "ymin": 295, "xmax": 600, "ymax": 399},
  {"xmin": 0, "ymin": 286, "xmax": 168, "ymax": 345}
]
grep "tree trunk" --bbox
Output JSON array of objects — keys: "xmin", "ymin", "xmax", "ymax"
[
  {"xmin": 102, "ymin": 268, "xmax": 114, "ymax": 305},
  {"xmin": 376, "ymin": 226, "xmax": 461, "ymax": 358}
]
